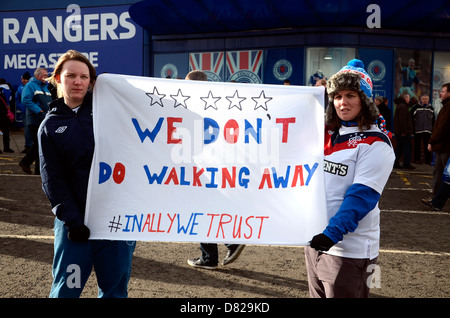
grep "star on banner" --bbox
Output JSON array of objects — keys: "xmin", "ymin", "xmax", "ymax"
[
  {"xmin": 226, "ymin": 90, "xmax": 245, "ymax": 111},
  {"xmin": 146, "ymin": 87, "xmax": 166, "ymax": 107},
  {"xmin": 170, "ymin": 89, "xmax": 190, "ymax": 109},
  {"xmin": 201, "ymin": 91, "xmax": 221, "ymax": 110},
  {"xmin": 252, "ymin": 90, "xmax": 272, "ymax": 111}
]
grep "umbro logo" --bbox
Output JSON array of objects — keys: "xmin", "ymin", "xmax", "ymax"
[{"xmin": 55, "ymin": 126, "xmax": 67, "ymax": 133}]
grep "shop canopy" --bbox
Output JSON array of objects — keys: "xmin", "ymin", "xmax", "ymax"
[{"xmin": 129, "ymin": 0, "xmax": 450, "ymax": 36}]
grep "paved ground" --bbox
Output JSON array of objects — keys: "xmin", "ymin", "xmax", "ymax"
[{"xmin": 0, "ymin": 130, "xmax": 449, "ymax": 302}]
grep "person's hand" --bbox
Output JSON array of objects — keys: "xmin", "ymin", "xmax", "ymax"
[
  {"xmin": 67, "ymin": 225, "xmax": 90, "ymax": 242},
  {"xmin": 309, "ymin": 233, "xmax": 335, "ymax": 251}
]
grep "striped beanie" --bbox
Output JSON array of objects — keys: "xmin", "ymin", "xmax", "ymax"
[
  {"xmin": 326, "ymin": 59, "xmax": 379, "ymax": 123},
  {"xmin": 327, "ymin": 59, "xmax": 373, "ymax": 99}
]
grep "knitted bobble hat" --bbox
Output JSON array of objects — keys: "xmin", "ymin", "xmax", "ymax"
[
  {"xmin": 326, "ymin": 59, "xmax": 379, "ymax": 122},
  {"xmin": 327, "ymin": 59, "xmax": 373, "ymax": 98}
]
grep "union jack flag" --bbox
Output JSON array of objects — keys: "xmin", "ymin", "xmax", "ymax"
[
  {"xmin": 226, "ymin": 50, "xmax": 263, "ymax": 83},
  {"xmin": 189, "ymin": 52, "xmax": 224, "ymax": 81}
]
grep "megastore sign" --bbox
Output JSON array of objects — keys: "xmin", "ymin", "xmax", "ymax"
[{"xmin": 0, "ymin": 5, "xmax": 143, "ymax": 82}]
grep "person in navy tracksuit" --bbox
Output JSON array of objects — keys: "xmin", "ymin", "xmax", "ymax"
[{"xmin": 38, "ymin": 50, "xmax": 135, "ymax": 298}]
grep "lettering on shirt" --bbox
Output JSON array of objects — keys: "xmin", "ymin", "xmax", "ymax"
[{"xmin": 324, "ymin": 160, "xmax": 348, "ymax": 176}]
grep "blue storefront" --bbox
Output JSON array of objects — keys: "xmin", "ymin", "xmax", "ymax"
[{"xmin": 1, "ymin": 0, "xmax": 450, "ymax": 129}]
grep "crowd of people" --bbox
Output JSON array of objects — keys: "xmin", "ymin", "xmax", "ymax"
[
  {"xmin": 0, "ymin": 68, "xmax": 56, "ymax": 173},
  {"xmin": 1, "ymin": 51, "xmax": 449, "ymax": 299}
]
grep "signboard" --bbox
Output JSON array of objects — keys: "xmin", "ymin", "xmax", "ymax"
[
  {"xmin": 0, "ymin": 5, "xmax": 143, "ymax": 83},
  {"xmin": 85, "ymin": 74, "xmax": 327, "ymax": 245}
]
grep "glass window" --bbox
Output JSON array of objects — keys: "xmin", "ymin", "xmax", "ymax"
[
  {"xmin": 394, "ymin": 50, "xmax": 432, "ymax": 103},
  {"xmin": 432, "ymin": 52, "xmax": 450, "ymax": 115},
  {"xmin": 305, "ymin": 47, "xmax": 356, "ymax": 86}
]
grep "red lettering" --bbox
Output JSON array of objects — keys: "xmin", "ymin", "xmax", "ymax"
[
  {"xmin": 258, "ymin": 168, "xmax": 272, "ymax": 189},
  {"xmin": 217, "ymin": 214, "xmax": 232, "ymax": 238},
  {"xmin": 141, "ymin": 213, "xmax": 166, "ymax": 233},
  {"xmin": 244, "ymin": 216, "xmax": 254, "ymax": 239},
  {"xmin": 223, "ymin": 119, "xmax": 239, "ymax": 144},
  {"xmin": 221, "ymin": 167, "xmax": 236, "ymax": 188},
  {"xmin": 167, "ymin": 213, "xmax": 177, "ymax": 233},
  {"xmin": 112, "ymin": 162, "xmax": 125, "ymax": 184},
  {"xmin": 193, "ymin": 166, "xmax": 204, "ymax": 187},
  {"xmin": 207, "ymin": 213, "xmax": 220, "ymax": 237},
  {"xmin": 142, "ymin": 214, "xmax": 152, "ymax": 232},
  {"xmin": 164, "ymin": 167, "xmax": 179, "ymax": 185},
  {"xmin": 149, "ymin": 213, "xmax": 156, "ymax": 232},
  {"xmin": 156, "ymin": 213, "xmax": 165, "ymax": 233},
  {"xmin": 233, "ymin": 216, "xmax": 243, "ymax": 238},
  {"xmin": 276, "ymin": 117, "xmax": 296, "ymax": 143},
  {"xmin": 167, "ymin": 117, "xmax": 182, "ymax": 144},
  {"xmin": 255, "ymin": 216, "xmax": 269, "ymax": 239},
  {"xmin": 291, "ymin": 165, "xmax": 304, "ymax": 187}
]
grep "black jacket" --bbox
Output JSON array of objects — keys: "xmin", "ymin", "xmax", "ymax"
[
  {"xmin": 393, "ymin": 96, "xmax": 413, "ymax": 136},
  {"xmin": 38, "ymin": 93, "xmax": 94, "ymax": 230},
  {"xmin": 430, "ymin": 97, "xmax": 450, "ymax": 153}
]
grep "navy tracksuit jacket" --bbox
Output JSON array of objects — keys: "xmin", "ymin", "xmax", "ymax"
[{"xmin": 38, "ymin": 93, "xmax": 95, "ymax": 230}]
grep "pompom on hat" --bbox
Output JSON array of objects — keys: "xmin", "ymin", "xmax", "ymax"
[{"xmin": 327, "ymin": 59, "xmax": 373, "ymax": 99}]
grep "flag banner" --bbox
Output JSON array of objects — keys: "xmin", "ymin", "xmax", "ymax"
[
  {"xmin": 226, "ymin": 50, "xmax": 263, "ymax": 83},
  {"xmin": 189, "ymin": 52, "xmax": 225, "ymax": 81},
  {"xmin": 85, "ymin": 74, "xmax": 327, "ymax": 245}
]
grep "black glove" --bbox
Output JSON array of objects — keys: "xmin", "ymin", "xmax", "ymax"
[
  {"xmin": 309, "ymin": 233, "xmax": 335, "ymax": 251},
  {"xmin": 67, "ymin": 225, "xmax": 90, "ymax": 242}
]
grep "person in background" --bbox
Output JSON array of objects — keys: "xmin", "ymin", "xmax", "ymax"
[
  {"xmin": 374, "ymin": 96, "xmax": 392, "ymax": 132},
  {"xmin": 15, "ymin": 72, "xmax": 32, "ymax": 153},
  {"xmin": 19, "ymin": 67, "xmax": 53, "ymax": 174},
  {"xmin": 305, "ymin": 59, "xmax": 395, "ymax": 298},
  {"xmin": 410, "ymin": 95, "xmax": 434, "ymax": 165},
  {"xmin": 185, "ymin": 70, "xmax": 246, "ymax": 270},
  {"xmin": 38, "ymin": 50, "xmax": 135, "ymax": 297},
  {"xmin": 422, "ymin": 158, "xmax": 450, "ymax": 211},
  {"xmin": 393, "ymin": 92, "xmax": 415, "ymax": 169},
  {"xmin": 0, "ymin": 85, "xmax": 13, "ymax": 154},
  {"xmin": 0, "ymin": 78, "xmax": 14, "ymax": 153},
  {"xmin": 316, "ymin": 78, "xmax": 329, "ymax": 109},
  {"xmin": 421, "ymin": 83, "xmax": 450, "ymax": 210}
]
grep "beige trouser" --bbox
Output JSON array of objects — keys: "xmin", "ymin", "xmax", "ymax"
[{"xmin": 304, "ymin": 246, "xmax": 377, "ymax": 298}]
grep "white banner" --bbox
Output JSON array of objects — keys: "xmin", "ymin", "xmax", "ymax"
[{"xmin": 85, "ymin": 74, "xmax": 327, "ymax": 245}]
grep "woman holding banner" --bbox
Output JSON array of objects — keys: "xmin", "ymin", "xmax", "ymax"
[
  {"xmin": 38, "ymin": 50, "xmax": 135, "ymax": 298},
  {"xmin": 305, "ymin": 60, "xmax": 395, "ymax": 298}
]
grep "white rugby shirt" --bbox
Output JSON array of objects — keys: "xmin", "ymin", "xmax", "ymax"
[{"xmin": 322, "ymin": 124, "xmax": 395, "ymax": 259}]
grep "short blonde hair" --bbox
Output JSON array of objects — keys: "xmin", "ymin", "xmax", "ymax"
[{"xmin": 185, "ymin": 70, "xmax": 207, "ymax": 81}]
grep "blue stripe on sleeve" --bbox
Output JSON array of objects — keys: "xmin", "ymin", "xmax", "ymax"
[{"xmin": 323, "ymin": 183, "xmax": 380, "ymax": 243}]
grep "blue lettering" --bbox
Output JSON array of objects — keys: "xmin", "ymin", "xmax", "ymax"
[
  {"xmin": 143, "ymin": 165, "xmax": 168, "ymax": 184},
  {"xmin": 132, "ymin": 214, "xmax": 144, "ymax": 232},
  {"xmin": 205, "ymin": 167, "xmax": 219, "ymax": 188},
  {"xmin": 304, "ymin": 163, "xmax": 319, "ymax": 186},
  {"xmin": 122, "ymin": 215, "xmax": 133, "ymax": 232},
  {"xmin": 132, "ymin": 117, "xmax": 164, "ymax": 143},
  {"xmin": 180, "ymin": 167, "xmax": 190, "ymax": 186},
  {"xmin": 177, "ymin": 213, "xmax": 193, "ymax": 234},
  {"xmin": 238, "ymin": 167, "xmax": 250, "ymax": 188},
  {"xmin": 189, "ymin": 213, "xmax": 203, "ymax": 235},
  {"xmin": 204, "ymin": 117, "xmax": 220, "ymax": 144},
  {"xmin": 272, "ymin": 166, "xmax": 290, "ymax": 188},
  {"xmin": 98, "ymin": 162, "xmax": 112, "ymax": 184},
  {"xmin": 245, "ymin": 118, "xmax": 262, "ymax": 143}
]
